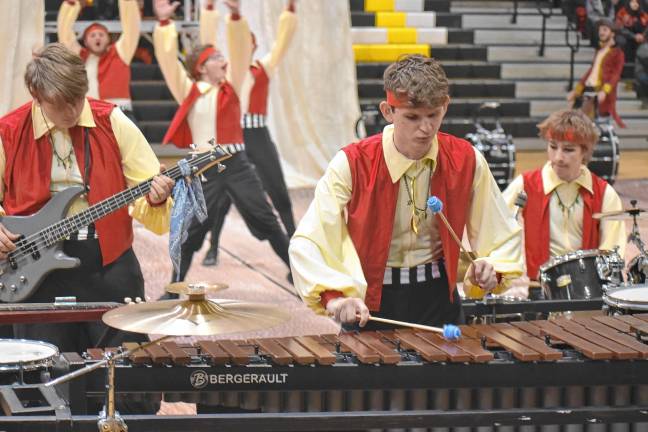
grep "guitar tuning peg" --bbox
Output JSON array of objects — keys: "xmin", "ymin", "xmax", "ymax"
[
  {"xmin": 189, "ymin": 143, "xmax": 197, "ymax": 150},
  {"xmin": 124, "ymin": 297, "xmax": 132, "ymax": 304},
  {"xmin": 217, "ymin": 163, "xmax": 226, "ymax": 173},
  {"xmin": 208, "ymin": 138, "xmax": 215, "ymax": 146},
  {"xmin": 200, "ymin": 174, "xmax": 207, "ymax": 182}
]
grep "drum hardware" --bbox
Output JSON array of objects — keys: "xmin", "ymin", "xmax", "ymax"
[
  {"xmin": 465, "ymin": 102, "xmax": 516, "ymax": 190},
  {"xmin": 594, "ymin": 200, "xmax": 648, "ymax": 284},
  {"xmin": 165, "ymin": 281, "xmax": 228, "ymax": 296}
]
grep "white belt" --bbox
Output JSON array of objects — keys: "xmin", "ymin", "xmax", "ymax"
[
  {"xmin": 220, "ymin": 143, "xmax": 246, "ymax": 154},
  {"xmin": 241, "ymin": 113, "xmax": 267, "ymax": 129},
  {"xmin": 383, "ymin": 261, "xmax": 442, "ymax": 285}
]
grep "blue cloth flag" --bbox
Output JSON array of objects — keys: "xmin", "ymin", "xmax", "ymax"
[{"xmin": 169, "ymin": 159, "xmax": 208, "ymax": 280}]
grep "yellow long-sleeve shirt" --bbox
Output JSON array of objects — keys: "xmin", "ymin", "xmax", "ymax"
[
  {"xmin": 239, "ymin": 10, "xmax": 297, "ymax": 113},
  {"xmin": 0, "ymin": 100, "xmax": 172, "ymax": 235},
  {"xmin": 199, "ymin": 7, "xmax": 297, "ymax": 114},
  {"xmin": 57, "ymin": 0, "xmax": 140, "ymax": 107},
  {"xmin": 152, "ymin": 13, "xmax": 252, "ymax": 147},
  {"xmin": 289, "ymin": 125, "xmax": 524, "ymax": 315},
  {"xmin": 502, "ymin": 162, "xmax": 626, "ymax": 270}
]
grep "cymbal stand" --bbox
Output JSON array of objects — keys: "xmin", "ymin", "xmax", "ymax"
[
  {"xmin": 45, "ymin": 336, "xmax": 171, "ymax": 432},
  {"xmin": 627, "ymin": 200, "xmax": 647, "ymax": 256}
]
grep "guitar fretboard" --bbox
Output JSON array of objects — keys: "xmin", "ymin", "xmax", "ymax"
[{"xmin": 35, "ymin": 151, "xmax": 215, "ymax": 248}]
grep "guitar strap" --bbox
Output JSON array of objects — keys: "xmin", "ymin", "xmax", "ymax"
[{"xmin": 83, "ymin": 127, "xmax": 91, "ymax": 193}]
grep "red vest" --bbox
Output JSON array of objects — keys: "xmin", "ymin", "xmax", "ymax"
[
  {"xmin": 163, "ymin": 81, "xmax": 243, "ymax": 148},
  {"xmin": 247, "ymin": 61, "xmax": 270, "ymax": 115},
  {"xmin": 341, "ymin": 132, "xmax": 476, "ymax": 311},
  {"xmin": 0, "ymin": 99, "xmax": 133, "ymax": 266},
  {"xmin": 80, "ymin": 45, "xmax": 131, "ymax": 101},
  {"xmin": 522, "ymin": 168, "xmax": 607, "ymax": 279}
]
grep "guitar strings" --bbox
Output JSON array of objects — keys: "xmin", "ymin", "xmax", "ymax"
[{"xmin": 6, "ymin": 152, "xmax": 215, "ymax": 264}]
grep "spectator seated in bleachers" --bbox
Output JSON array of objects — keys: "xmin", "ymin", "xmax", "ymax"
[
  {"xmin": 615, "ymin": 0, "xmax": 648, "ymax": 61},
  {"xmin": 635, "ymin": 40, "xmax": 648, "ymax": 107},
  {"xmin": 585, "ymin": 0, "xmax": 622, "ymax": 46}
]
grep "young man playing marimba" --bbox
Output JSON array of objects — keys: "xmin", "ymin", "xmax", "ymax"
[
  {"xmin": 502, "ymin": 109, "xmax": 626, "ymax": 282},
  {"xmin": 289, "ymin": 54, "xmax": 524, "ymax": 329}
]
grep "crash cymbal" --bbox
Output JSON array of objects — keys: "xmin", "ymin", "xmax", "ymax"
[
  {"xmin": 102, "ymin": 288, "xmax": 289, "ymax": 336},
  {"xmin": 165, "ymin": 281, "xmax": 228, "ymax": 295},
  {"xmin": 593, "ymin": 208, "xmax": 648, "ymax": 221}
]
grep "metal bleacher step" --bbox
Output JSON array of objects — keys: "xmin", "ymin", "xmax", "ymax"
[
  {"xmin": 461, "ymin": 13, "xmax": 567, "ymax": 29},
  {"xmin": 132, "ymin": 100, "xmax": 176, "ymax": 121},
  {"xmin": 350, "ymin": 11, "xmax": 463, "ymax": 28},
  {"xmin": 430, "ymin": 44, "xmax": 488, "ymax": 61},
  {"xmin": 487, "ymin": 45, "xmax": 595, "ymax": 62},
  {"xmin": 358, "ymin": 78, "xmax": 516, "ymax": 98},
  {"xmin": 473, "ymin": 28, "xmax": 578, "ymax": 46},
  {"xmin": 349, "ymin": 0, "xmax": 451, "ymax": 13},
  {"xmin": 131, "ymin": 80, "xmax": 174, "ymax": 101},
  {"xmin": 515, "ymin": 80, "xmax": 637, "ymax": 99},
  {"xmin": 531, "ymin": 99, "xmax": 648, "ymax": 118},
  {"xmin": 356, "ymin": 61, "xmax": 501, "ymax": 79},
  {"xmin": 360, "ymin": 97, "xmax": 530, "ymax": 117}
]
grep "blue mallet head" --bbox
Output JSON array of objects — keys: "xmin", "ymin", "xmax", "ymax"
[
  {"xmin": 442, "ymin": 324, "xmax": 461, "ymax": 340},
  {"xmin": 427, "ymin": 196, "xmax": 443, "ymax": 214}
]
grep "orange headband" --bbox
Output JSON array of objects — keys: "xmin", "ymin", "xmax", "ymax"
[
  {"xmin": 193, "ymin": 47, "xmax": 221, "ymax": 77},
  {"xmin": 82, "ymin": 23, "xmax": 109, "ymax": 41},
  {"xmin": 548, "ymin": 129, "xmax": 576, "ymax": 143},
  {"xmin": 386, "ymin": 90, "xmax": 412, "ymax": 107}
]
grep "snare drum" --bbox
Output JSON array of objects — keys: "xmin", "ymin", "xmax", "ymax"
[
  {"xmin": 0, "ymin": 339, "xmax": 59, "ymax": 372},
  {"xmin": 540, "ymin": 249, "xmax": 624, "ymax": 300},
  {"xmin": 603, "ymin": 284, "xmax": 648, "ymax": 314}
]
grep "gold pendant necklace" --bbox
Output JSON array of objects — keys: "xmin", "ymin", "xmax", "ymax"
[{"xmin": 404, "ymin": 164, "xmax": 430, "ymax": 234}]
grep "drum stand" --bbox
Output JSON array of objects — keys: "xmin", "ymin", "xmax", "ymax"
[
  {"xmin": 44, "ymin": 336, "xmax": 170, "ymax": 432},
  {"xmin": 627, "ymin": 201, "xmax": 647, "ymax": 257}
]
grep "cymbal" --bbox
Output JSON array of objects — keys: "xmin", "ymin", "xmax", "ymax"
[
  {"xmin": 102, "ymin": 291, "xmax": 289, "ymax": 336},
  {"xmin": 593, "ymin": 208, "xmax": 648, "ymax": 221},
  {"xmin": 165, "ymin": 281, "xmax": 228, "ymax": 295}
]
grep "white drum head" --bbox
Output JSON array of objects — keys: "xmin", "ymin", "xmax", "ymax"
[
  {"xmin": 0, "ymin": 339, "xmax": 59, "ymax": 371},
  {"xmin": 604, "ymin": 285, "xmax": 648, "ymax": 311}
]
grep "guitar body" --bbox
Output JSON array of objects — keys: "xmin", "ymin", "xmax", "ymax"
[{"xmin": 0, "ymin": 187, "xmax": 84, "ymax": 303}]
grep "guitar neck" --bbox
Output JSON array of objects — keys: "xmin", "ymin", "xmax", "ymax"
[{"xmin": 41, "ymin": 156, "xmax": 201, "ymax": 244}]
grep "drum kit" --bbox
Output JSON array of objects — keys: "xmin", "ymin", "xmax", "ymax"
[
  {"xmin": 539, "ymin": 200, "xmax": 648, "ymax": 313},
  {"xmin": 0, "ymin": 282, "xmax": 291, "ymax": 431}
]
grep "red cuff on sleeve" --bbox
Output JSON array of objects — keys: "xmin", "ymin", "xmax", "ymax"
[
  {"xmin": 206, "ymin": 4, "xmax": 214, "ymax": 10},
  {"xmin": 320, "ymin": 290, "xmax": 344, "ymax": 309},
  {"xmin": 146, "ymin": 193, "xmax": 167, "ymax": 208},
  {"xmin": 158, "ymin": 19, "xmax": 171, "ymax": 26},
  {"xmin": 287, "ymin": 3, "xmax": 295, "ymax": 12},
  {"xmin": 230, "ymin": 13, "xmax": 241, "ymax": 20}
]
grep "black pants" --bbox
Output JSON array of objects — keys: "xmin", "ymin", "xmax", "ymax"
[
  {"xmin": 13, "ymin": 240, "xmax": 147, "ymax": 353},
  {"xmin": 207, "ymin": 127, "xmax": 296, "ymax": 254},
  {"xmin": 173, "ymin": 151, "xmax": 290, "ymax": 281},
  {"xmin": 345, "ymin": 262, "xmax": 463, "ymax": 331}
]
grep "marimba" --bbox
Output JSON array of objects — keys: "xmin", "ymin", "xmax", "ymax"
[{"xmin": 52, "ymin": 315, "xmax": 648, "ymax": 430}]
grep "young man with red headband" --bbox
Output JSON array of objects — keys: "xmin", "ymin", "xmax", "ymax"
[
  {"xmin": 503, "ymin": 109, "xmax": 625, "ymax": 282},
  {"xmin": 58, "ymin": 0, "xmax": 140, "ymax": 118},
  {"xmin": 202, "ymin": 0, "xmax": 298, "ymax": 267},
  {"xmin": 289, "ymin": 54, "xmax": 523, "ymax": 328},
  {"xmin": 153, "ymin": 0, "xmax": 290, "ymax": 287}
]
